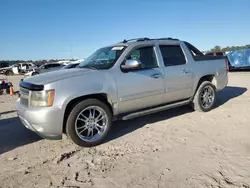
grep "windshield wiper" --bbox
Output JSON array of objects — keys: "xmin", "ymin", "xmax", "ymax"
[{"xmin": 79, "ymin": 65, "xmax": 98, "ymax": 70}]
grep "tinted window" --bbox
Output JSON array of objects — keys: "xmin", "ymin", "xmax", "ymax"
[
  {"xmin": 159, "ymin": 45, "xmax": 186, "ymax": 66},
  {"xmin": 51, "ymin": 64, "xmax": 61, "ymax": 67},
  {"xmin": 206, "ymin": 52, "xmax": 214, "ymax": 56},
  {"xmin": 44, "ymin": 65, "xmax": 49, "ymax": 69},
  {"xmin": 216, "ymin": 52, "xmax": 223, "ymax": 56},
  {"xmin": 48, "ymin": 64, "xmax": 60, "ymax": 68},
  {"xmin": 127, "ymin": 46, "xmax": 158, "ymax": 69}
]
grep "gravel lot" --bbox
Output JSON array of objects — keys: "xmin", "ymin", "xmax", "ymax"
[{"xmin": 0, "ymin": 73, "xmax": 250, "ymax": 188}]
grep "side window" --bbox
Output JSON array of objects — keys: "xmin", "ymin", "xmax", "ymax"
[
  {"xmin": 72, "ymin": 63, "xmax": 79, "ymax": 68},
  {"xmin": 52, "ymin": 64, "xmax": 61, "ymax": 67},
  {"xmin": 216, "ymin": 52, "xmax": 223, "ymax": 56},
  {"xmin": 127, "ymin": 46, "xmax": 158, "ymax": 69},
  {"xmin": 159, "ymin": 45, "xmax": 186, "ymax": 66}
]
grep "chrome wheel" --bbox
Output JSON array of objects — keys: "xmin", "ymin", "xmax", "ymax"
[
  {"xmin": 200, "ymin": 85, "xmax": 215, "ymax": 109},
  {"xmin": 75, "ymin": 106, "xmax": 108, "ymax": 142}
]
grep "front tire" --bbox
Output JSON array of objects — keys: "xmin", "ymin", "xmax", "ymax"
[
  {"xmin": 66, "ymin": 99, "xmax": 112, "ymax": 147},
  {"xmin": 191, "ymin": 81, "xmax": 216, "ymax": 112},
  {"xmin": 32, "ymin": 72, "xmax": 39, "ymax": 76}
]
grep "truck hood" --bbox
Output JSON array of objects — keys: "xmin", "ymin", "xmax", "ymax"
[{"xmin": 23, "ymin": 68, "xmax": 93, "ymax": 85}]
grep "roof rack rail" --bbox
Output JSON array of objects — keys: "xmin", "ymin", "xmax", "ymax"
[
  {"xmin": 122, "ymin": 37, "xmax": 150, "ymax": 43},
  {"xmin": 153, "ymin": 37, "xmax": 179, "ymax": 41},
  {"xmin": 120, "ymin": 37, "xmax": 179, "ymax": 43}
]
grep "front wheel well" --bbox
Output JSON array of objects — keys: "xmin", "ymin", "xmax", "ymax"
[
  {"xmin": 4, "ymin": 70, "xmax": 14, "ymax": 75},
  {"xmin": 62, "ymin": 94, "xmax": 113, "ymax": 133}
]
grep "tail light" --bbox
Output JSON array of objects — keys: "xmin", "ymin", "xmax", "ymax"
[{"xmin": 225, "ymin": 59, "xmax": 229, "ymax": 72}]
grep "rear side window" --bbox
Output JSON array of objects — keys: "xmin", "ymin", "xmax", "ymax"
[{"xmin": 159, "ymin": 45, "xmax": 186, "ymax": 66}]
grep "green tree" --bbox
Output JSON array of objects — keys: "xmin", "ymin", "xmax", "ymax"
[{"xmin": 211, "ymin": 45, "xmax": 222, "ymax": 52}]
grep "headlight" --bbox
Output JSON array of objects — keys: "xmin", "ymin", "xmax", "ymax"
[{"xmin": 30, "ymin": 90, "xmax": 55, "ymax": 107}]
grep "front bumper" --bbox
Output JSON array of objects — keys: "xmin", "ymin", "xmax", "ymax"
[{"xmin": 16, "ymin": 99, "xmax": 63, "ymax": 140}]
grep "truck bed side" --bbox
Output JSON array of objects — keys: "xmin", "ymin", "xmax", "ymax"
[{"xmin": 181, "ymin": 41, "xmax": 228, "ymax": 93}]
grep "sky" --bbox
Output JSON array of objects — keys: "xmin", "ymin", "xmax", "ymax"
[{"xmin": 1, "ymin": 0, "xmax": 250, "ymax": 60}]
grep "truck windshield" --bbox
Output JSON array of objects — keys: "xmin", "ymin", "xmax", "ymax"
[{"xmin": 78, "ymin": 46, "xmax": 126, "ymax": 70}]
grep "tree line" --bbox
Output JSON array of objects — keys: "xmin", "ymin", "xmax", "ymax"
[
  {"xmin": 205, "ymin": 44, "xmax": 250, "ymax": 53},
  {"xmin": 1, "ymin": 44, "xmax": 250, "ymax": 64}
]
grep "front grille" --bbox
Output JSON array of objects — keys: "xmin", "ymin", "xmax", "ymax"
[
  {"xmin": 20, "ymin": 98, "xmax": 29, "ymax": 106},
  {"xmin": 20, "ymin": 87, "xmax": 29, "ymax": 95},
  {"xmin": 20, "ymin": 87, "xmax": 30, "ymax": 106}
]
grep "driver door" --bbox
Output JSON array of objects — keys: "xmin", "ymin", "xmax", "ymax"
[{"xmin": 116, "ymin": 45, "xmax": 165, "ymax": 114}]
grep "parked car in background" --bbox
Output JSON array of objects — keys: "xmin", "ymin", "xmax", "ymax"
[
  {"xmin": 0, "ymin": 62, "xmax": 12, "ymax": 75},
  {"xmin": 12, "ymin": 63, "xmax": 37, "ymax": 74},
  {"xmin": 205, "ymin": 51, "xmax": 231, "ymax": 56},
  {"xmin": 0, "ymin": 62, "xmax": 37, "ymax": 76},
  {"xmin": 25, "ymin": 63, "xmax": 64, "ymax": 76},
  {"xmin": 206, "ymin": 51, "xmax": 225, "ymax": 56},
  {"xmin": 17, "ymin": 37, "xmax": 228, "ymax": 147}
]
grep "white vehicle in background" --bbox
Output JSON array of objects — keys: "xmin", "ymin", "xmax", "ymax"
[
  {"xmin": 0, "ymin": 62, "xmax": 37, "ymax": 76},
  {"xmin": 25, "ymin": 61, "xmax": 83, "ymax": 76},
  {"xmin": 12, "ymin": 63, "xmax": 37, "ymax": 73}
]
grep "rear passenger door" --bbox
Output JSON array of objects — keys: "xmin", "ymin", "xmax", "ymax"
[{"xmin": 159, "ymin": 45, "xmax": 193, "ymax": 103}]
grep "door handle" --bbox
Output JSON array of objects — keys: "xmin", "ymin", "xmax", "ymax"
[
  {"xmin": 182, "ymin": 69, "xmax": 189, "ymax": 74},
  {"xmin": 151, "ymin": 73, "xmax": 163, "ymax": 79}
]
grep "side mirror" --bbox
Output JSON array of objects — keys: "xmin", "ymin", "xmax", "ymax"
[{"xmin": 121, "ymin": 59, "xmax": 141, "ymax": 72}]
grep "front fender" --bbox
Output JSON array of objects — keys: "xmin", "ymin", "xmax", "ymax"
[{"xmin": 48, "ymin": 71, "xmax": 118, "ymax": 116}]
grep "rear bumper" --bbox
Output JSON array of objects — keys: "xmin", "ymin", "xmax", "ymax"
[
  {"xmin": 216, "ymin": 71, "xmax": 228, "ymax": 91},
  {"xmin": 16, "ymin": 99, "xmax": 63, "ymax": 140}
]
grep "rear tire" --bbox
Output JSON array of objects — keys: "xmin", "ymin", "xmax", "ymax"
[
  {"xmin": 191, "ymin": 81, "xmax": 216, "ymax": 112},
  {"xmin": 66, "ymin": 99, "xmax": 112, "ymax": 147},
  {"xmin": 5, "ymin": 70, "xmax": 14, "ymax": 76}
]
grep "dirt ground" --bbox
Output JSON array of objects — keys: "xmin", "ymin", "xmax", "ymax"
[{"xmin": 0, "ymin": 73, "xmax": 250, "ymax": 188}]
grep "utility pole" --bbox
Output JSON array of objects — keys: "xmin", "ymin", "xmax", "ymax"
[{"xmin": 70, "ymin": 44, "xmax": 73, "ymax": 60}]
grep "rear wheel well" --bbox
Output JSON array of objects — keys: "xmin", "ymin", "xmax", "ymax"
[
  {"xmin": 62, "ymin": 94, "xmax": 113, "ymax": 133},
  {"xmin": 196, "ymin": 75, "xmax": 216, "ymax": 92}
]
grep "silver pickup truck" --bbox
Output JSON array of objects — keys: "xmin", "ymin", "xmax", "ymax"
[{"xmin": 16, "ymin": 37, "xmax": 228, "ymax": 147}]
